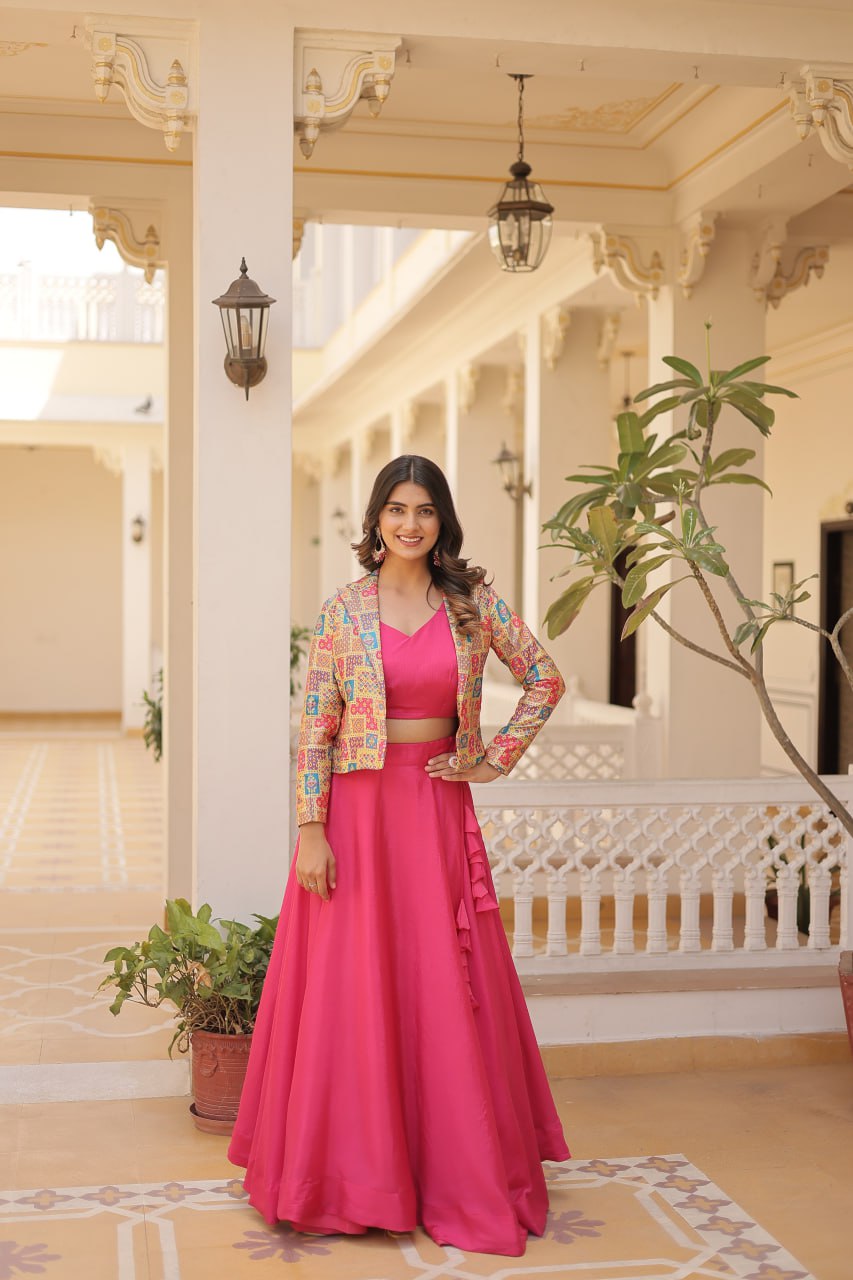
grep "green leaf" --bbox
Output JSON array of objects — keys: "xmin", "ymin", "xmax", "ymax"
[
  {"xmin": 622, "ymin": 578, "xmax": 687, "ymax": 639},
  {"xmin": 662, "ymin": 355, "xmax": 703, "ymax": 385},
  {"xmin": 588, "ymin": 506, "xmax": 619, "ymax": 563},
  {"xmin": 622, "ymin": 554, "xmax": 672, "ymax": 607},
  {"xmin": 716, "ymin": 355, "xmax": 771, "ymax": 386},
  {"xmin": 750, "ymin": 618, "xmax": 776, "ymax": 652},
  {"xmin": 710, "ymin": 447, "xmax": 755, "ymax": 475},
  {"xmin": 709, "ymin": 473, "xmax": 773, "ymax": 495},
  {"xmin": 737, "ymin": 380, "xmax": 798, "ymax": 399},
  {"xmin": 616, "ymin": 412, "xmax": 646, "ymax": 455},
  {"xmin": 544, "ymin": 577, "xmax": 596, "ymax": 638},
  {"xmin": 681, "ymin": 506, "xmax": 698, "ymax": 545},
  {"xmin": 633, "ymin": 378, "xmax": 696, "ymax": 402},
  {"xmin": 722, "ymin": 387, "xmax": 775, "ymax": 434},
  {"xmin": 638, "ymin": 395, "xmax": 684, "ymax": 427},
  {"xmin": 733, "ymin": 621, "xmax": 758, "ymax": 647}
]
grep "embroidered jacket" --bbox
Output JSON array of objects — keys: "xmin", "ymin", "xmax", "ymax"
[{"xmin": 295, "ymin": 569, "xmax": 565, "ymax": 825}]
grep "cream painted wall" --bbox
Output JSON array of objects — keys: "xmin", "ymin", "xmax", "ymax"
[
  {"xmin": 0, "ymin": 446, "xmax": 121, "ymax": 712},
  {"xmin": 151, "ymin": 465, "xmax": 164, "ymax": 661},
  {"xmin": 762, "ymin": 246, "xmax": 853, "ymax": 771}
]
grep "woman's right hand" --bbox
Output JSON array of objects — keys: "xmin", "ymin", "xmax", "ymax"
[{"xmin": 295, "ymin": 823, "xmax": 337, "ymax": 901}]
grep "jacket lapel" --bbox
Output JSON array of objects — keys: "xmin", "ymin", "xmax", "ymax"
[{"xmin": 441, "ymin": 594, "xmax": 471, "ymax": 707}]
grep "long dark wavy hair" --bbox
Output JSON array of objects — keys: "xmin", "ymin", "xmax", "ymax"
[{"xmin": 352, "ymin": 455, "xmax": 490, "ymax": 635}]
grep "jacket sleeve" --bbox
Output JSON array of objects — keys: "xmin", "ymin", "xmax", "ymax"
[
  {"xmin": 295, "ymin": 594, "xmax": 344, "ymax": 825},
  {"xmin": 479, "ymin": 584, "xmax": 566, "ymax": 775}
]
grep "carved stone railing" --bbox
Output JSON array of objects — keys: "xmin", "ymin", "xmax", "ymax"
[
  {"xmin": 473, "ymin": 774, "xmax": 851, "ymax": 973},
  {"xmin": 0, "ymin": 268, "xmax": 164, "ymax": 344}
]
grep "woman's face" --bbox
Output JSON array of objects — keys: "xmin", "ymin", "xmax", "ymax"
[{"xmin": 377, "ymin": 481, "xmax": 441, "ymax": 564}]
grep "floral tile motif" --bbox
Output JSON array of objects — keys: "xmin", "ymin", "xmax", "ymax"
[{"xmin": 0, "ymin": 1157, "xmax": 816, "ymax": 1279}]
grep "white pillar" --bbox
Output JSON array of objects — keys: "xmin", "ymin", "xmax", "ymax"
[
  {"xmin": 522, "ymin": 315, "xmax": 542, "ymax": 629},
  {"xmin": 645, "ymin": 227, "xmax": 766, "ymax": 777},
  {"xmin": 444, "ymin": 373, "xmax": 459, "ymax": 496},
  {"xmin": 536, "ymin": 310, "xmax": 612, "ymax": 704},
  {"xmin": 121, "ymin": 444, "xmax": 152, "ymax": 731},
  {"xmin": 194, "ymin": 4, "xmax": 294, "ymax": 920}
]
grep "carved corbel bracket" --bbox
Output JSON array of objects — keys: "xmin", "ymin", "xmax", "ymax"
[
  {"xmin": 542, "ymin": 306, "xmax": 571, "ymax": 371},
  {"xmin": 597, "ymin": 312, "xmax": 622, "ymax": 369},
  {"xmin": 294, "ymin": 30, "xmax": 401, "ymax": 159},
  {"xmin": 457, "ymin": 363, "xmax": 480, "ymax": 415},
  {"xmin": 294, "ymin": 451, "xmax": 323, "ymax": 483},
  {"xmin": 591, "ymin": 228, "xmax": 667, "ymax": 301},
  {"xmin": 749, "ymin": 219, "xmax": 829, "ymax": 309},
  {"xmin": 93, "ymin": 446, "xmax": 124, "ymax": 476},
  {"xmin": 83, "ymin": 22, "xmax": 194, "ymax": 152},
  {"xmin": 293, "ymin": 217, "xmax": 306, "ymax": 260},
  {"xmin": 502, "ymin": 367, "xmax": 524, "ymax": 419},
  {"xmin": 89, "ymin": 202, "xmax": 163, "ymax": 282},
  {"xmin": 677, "ymin": 211, "xmax": 717, "ymax": 298},
  {"xmin": 789, "ymin": 64, "xmax": 853, "ymax": 167}
]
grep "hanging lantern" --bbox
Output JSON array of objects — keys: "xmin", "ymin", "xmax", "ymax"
[
  {"xmin": 488, "ymin": 75, "xmax": 554, "ymax": 273},
  {"xmin": 212, "ymin": 258, "xmax": 276, "ymax": 400}
]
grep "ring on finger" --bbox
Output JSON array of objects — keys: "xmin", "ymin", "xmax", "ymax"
[{"xmin": 447, "ymin": 754, "xmax": 459, "ymax": 770}]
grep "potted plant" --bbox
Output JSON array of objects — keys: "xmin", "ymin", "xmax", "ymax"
[
  {"xmin": 142, "ymin": 668, "xmax": 163, "ymax": 761},
  {"xmin": 99, "ymin": 898, "xmax": 277, "ymax": 1133}
]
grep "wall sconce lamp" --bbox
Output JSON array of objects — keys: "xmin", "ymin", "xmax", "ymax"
[
  {"xmin": 330, "ymin": 506, "xmax": 353, "ymax": 541},
  {"xmin": 212, "ymin": 258, "xmax": 276, "ymax": 400},
  {"xmin": 488, "ymin": 75, "xmax": 554, "ymax": 273},
  {"xmin": 131, "ymin": 515, "xmax": 146, "ymax": 544},
  {"xmin": 492, "ymin": 442, "xmax": 532, "ymax": 501}
]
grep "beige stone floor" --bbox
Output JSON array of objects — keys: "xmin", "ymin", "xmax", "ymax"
[{"xmin": 0, "ymin": 1063, "xmax": 850, "ymax": 1278}]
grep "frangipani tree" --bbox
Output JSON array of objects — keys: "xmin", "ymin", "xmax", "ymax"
[{"xmin": 542, "ymin": 322, "xmax": 853, "ymax": 838}]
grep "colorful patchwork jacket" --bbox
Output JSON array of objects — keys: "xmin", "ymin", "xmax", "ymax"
[{"xmin": 295, "ymin": 569, "xmax": 565, "ymax": 825}]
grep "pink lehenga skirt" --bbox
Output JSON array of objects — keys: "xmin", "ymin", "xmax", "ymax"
[{"xmin": 227, "ymin": 735, "xmax": 570, "ymax": 1257}]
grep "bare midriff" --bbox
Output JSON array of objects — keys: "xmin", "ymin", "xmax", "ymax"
[{"xmin": 386, "ymin": 716, "xmax": 458, "ymax": 743}]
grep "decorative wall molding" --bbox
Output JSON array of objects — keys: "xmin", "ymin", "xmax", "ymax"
[
  {"xmin": 89, "ymin": 203, "xmax": 163, "ymax": 283},
  {"xmin": 591, "ymin": 228, "xmax": 666, "ymax": 300},
  {"xmin": 399, "ymin": 400, "xmax": 418, "ymax": 445},
  {"xmin": 83, "ymin": 21, "xmax": 193, "ymax": 152},
  {"xmin": 457, "ymin": 362, "xmax": 480, "ymax": 415},
  {"xmin": 677, "ymin": 211, "xmax": 717, "ymax": 298},
  {"xmin": 789, "ymin": 64, "xmax": 853, "ymax": 168},
  {"xmin": 749, "ymin": 219, "xmax": 829, "ymax": 309},
  {"xmin": 0, "ymin": 41, "xmax": 47, "ymax": 57},
  {"xmin": 542, "ymin": 306, "xmax": 571, "ymax": 371},
  {"xmin": 294, "ymin": 29, "xmax": 401, "ymax": 159},
  {"xmin": 597, "ymin": 312, "xmax": 622, "ymax": 369}
]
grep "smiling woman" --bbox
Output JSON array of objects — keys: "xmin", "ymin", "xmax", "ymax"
[{"xmin": 228, "ymin": 453, "xmax": 569, "ymax": 1257}]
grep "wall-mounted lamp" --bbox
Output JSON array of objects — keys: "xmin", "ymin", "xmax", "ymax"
[
  {"xmin": 212, "ymin": 258, "xmax": 276, "ymax": 400},
  {"xmin": 488, "ymin": 75, "xmax": 554, "ymax": 273},
  {"xmin": 492, "ymin": 442, "xmax": 532, "ymax": 501},
  {"xmin": 330, "ymin": 506, "xmax": 353, "ymax": 541},
  {"xmin": 131, "ymin": 515, "xmax": 146, "ymax": 544}
]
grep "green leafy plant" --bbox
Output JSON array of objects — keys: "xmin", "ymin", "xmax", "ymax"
[
  {"xmin": 98, "ymin": 898, "xmax": 277, "ymax": 1055},
  {"xmin": 290, "ymin": 623, "xmax": 312, "ymax": 697},
  {"xmin": 142, "ymin": 668, "xmax": 163, "ymax": 762},
  {"xmin": 542, "ymin": 321, "xmax": 853, "ymax": 839}
]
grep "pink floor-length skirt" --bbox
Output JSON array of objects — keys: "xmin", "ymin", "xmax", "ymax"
[{"xmin": 227, "ymin": 735, "xmax": 570, "ymax": 1257}]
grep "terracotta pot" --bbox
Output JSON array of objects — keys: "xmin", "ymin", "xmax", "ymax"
[
  {"xmin": 839, "ymin": 953, "xmax": 853, "ymax": 1062},
  {"xmin": 190, "ymin": 1030, "xmax": 252, "ymax": 1134}
]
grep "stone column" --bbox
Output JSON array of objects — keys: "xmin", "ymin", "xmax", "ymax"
[
  {"xmin": 121, "ymin": 443, "xmax": 152, "ymax": 732},
  {"xmin": 454, "ymin": 363, "xmax": 516, "ymax": 602},
  {"xmin": 645, "ymin": 227, "xmax": 766, "ymax": 777},
  {"xmin": 193, "ymin": 4, "xmax": 294, "ymax": 921}
]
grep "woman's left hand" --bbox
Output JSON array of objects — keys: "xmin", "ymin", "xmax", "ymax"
[{"xmin": 425, "ymin": 753, "xmax": 501, "ymax": 784}]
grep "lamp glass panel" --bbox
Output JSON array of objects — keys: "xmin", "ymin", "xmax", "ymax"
[{"xmin": 220, "ymin": 308, "xmax": 237, "ymax": 358}]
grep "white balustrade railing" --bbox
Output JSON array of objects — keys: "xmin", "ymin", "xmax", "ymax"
[
  {"xmin": 473, "ymin": 774, "xmax": 851, "ymax": 972},
  {"xmin": 0, "ymin": 268, "xmax": 164, "ymax": 344}
]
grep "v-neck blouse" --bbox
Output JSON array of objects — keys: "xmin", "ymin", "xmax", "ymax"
[{"xmin": 379, "ymin": 605, "xmax": 459, "ymax": 719}]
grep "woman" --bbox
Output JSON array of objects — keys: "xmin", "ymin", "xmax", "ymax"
[{"xmin": 228, "ymin": 455, "xmax": 570, "ymax": 1257}]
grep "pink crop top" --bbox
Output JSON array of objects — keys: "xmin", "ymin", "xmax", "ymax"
[{"xmin": 379, "ymin": 603, "xmax": 458, "ymax": 719}]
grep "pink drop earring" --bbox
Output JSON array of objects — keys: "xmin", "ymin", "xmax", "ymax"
[
  {"xmin": 432, "ymin": 546, "xmax": 441, "ymax": 567},
  {"xmin": 372, "ymin": 528, "xmax": 387, "ymax": 564}
]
